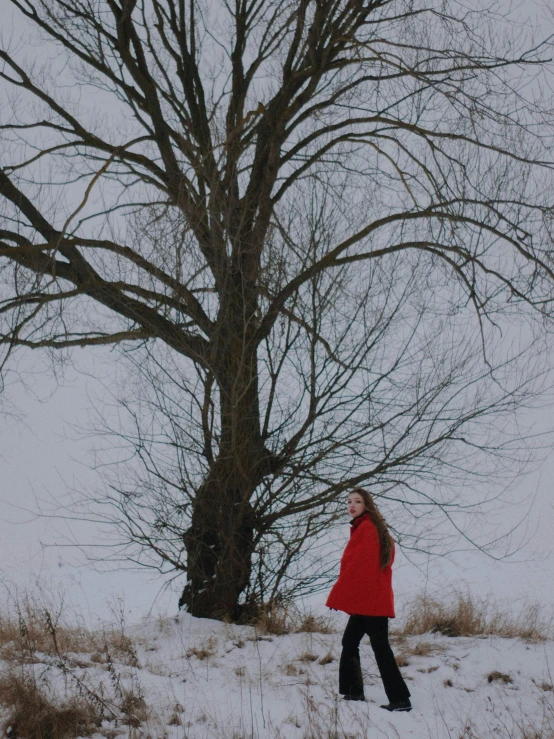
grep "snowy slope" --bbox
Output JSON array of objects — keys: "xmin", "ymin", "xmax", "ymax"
[
  {"xmin": 119, "ymin": 614, "xmax": 554, "ymax": 738},
  {"xmin": 1, "ymin": 586, "xmax": 554, "ymax": 739},
  {"xmin": 4, "ymin": 612, "xmax": 544, "ymax": 739}
]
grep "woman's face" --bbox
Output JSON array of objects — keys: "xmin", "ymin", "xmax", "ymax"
[{"xmin": 347, "ymin": 493, "xmax": 365, "ymax": 519}]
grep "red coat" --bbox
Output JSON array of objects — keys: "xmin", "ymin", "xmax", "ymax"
[{"xmin": 326, "ymin": 512, "xmax": 395, "ymax": 618}]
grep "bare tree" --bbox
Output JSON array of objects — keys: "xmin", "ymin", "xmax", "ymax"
[{"xmin": 1, "ymin": 0, "xmax": 554, "ymax": 619}]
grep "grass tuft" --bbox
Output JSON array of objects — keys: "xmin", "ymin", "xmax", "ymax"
[
  {"xmin": 409, "ymin": 640, "xmax": 445, "ymax": 657},
  {"xmin": 251, "ymin": 602, "xmax": 292, "ymax": 635},
  {"xmin": 487, "ymin": 670, "xmax": 513, "ymax": 684},
  {"xmin": 186, "ymin": 635, "xmax": 217, "ymax": 660},
  {"xmin": 0, "ymin": 597, "xmax": 99, "ymax": 663},
  {"xmin": 0, "ymin": 671, "xmax": 102, "ymax": 739},
  {"xmin": 318, "ymin": 652, "xmax": 334, "ymax": 665},
  {"xmin": 249, "ymin": 600, "xmax": 336, "ymax": 636},
  {"xmin": 295, "ymin": 614, "xmax": 334, "ymax": 634},
  {"xmin": 297, "ymin": 651, "xmax": 318, "ymax": 662},
  {"xmin": 397, "ymin": 590, "xmax": 551, "ymax": 641}
]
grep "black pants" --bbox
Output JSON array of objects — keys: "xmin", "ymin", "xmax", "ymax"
[{"xmin": 339, "ymin": 615, "xmax": 410, "ymax": 702}]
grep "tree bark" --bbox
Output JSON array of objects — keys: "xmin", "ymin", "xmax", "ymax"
[
  {"xmin": 179, "ymin": 472, "xmax": 258, "ymax": 620},
  {"xmin": 179, "ymin": 282, "xmax": 273, "ymax": 619}
]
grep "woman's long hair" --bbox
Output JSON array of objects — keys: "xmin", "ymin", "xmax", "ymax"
[{"xmin": 351, "ymin": 487, "xmax": 394, "ymax": 568}]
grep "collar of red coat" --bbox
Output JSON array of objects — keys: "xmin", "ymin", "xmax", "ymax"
[{"xmin": 350, "ymin": 511, "xmax": 371, "ymax": 533}]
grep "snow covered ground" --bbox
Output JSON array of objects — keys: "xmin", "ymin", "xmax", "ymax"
[
  {"xmin": 126, "ymin": 614, "xmax": 554, "ymax": 739},
  {"xmin": 2, "ymin": 606, "xmax": 553, "ymax": 739}
]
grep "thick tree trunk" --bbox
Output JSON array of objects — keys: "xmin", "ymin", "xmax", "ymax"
[
  {"xmin": 178, "ymin": 391, "xmax": 271, "ymax": 619},
  {"xmin": 179, "ymin": 290, "xmax": 273, "ymax": 620},
  {"xmin": 179, "ymin": 472, "xmax": 258, "ymax": 620}
]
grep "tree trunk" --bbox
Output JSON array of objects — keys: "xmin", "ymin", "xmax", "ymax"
[
  {"xmin": 179, "ymin": 293, "xmax": 272, "ymax": 620},
  {"xmin": 179, "ymin": 471, "xmax": 258, "ymax": 620}
]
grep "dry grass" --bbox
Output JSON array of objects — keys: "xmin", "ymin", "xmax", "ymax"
[
  {"xmin": 0, "ymin": 586, "xmax": 153, "ymax": 736},
  {"xmin": 0, "ymin": 587, "xmax": 143, "ymax": 671},
  {"xmin": 487, "ymin": 670, "xmax": 513, "ymax": 684},
  {"xmin": 295, "ymin": 614, "xmax": 334, "ymax": 635},
  {"xmin": 186, "ymin": 635, "xmax": 217, "ymax": 660},
  {"xmin": 0, "ymin": 598, "xmax": 100, "ymax": 663},
  {"xmin": 0, "ymin": 671, "xmax": 102, "ymax": 739},
  {"xmin": 186, "ymin": 645, "xmax": 214, "ymax": 660},
  {"xmin": 166, "ymin": 702, "xmax": 184, "ymax": 727},
  {"xmin": 284, "ymin": 662, "xmax": 306, "ymax": 676},
  {"xmin": 119, "ymin": 689, "xmax": 148, "ymax": 727},
  {"xmin": 299, "ymin": 689, "xmax": 363, "ymax": 739},
  {"xmin": 251, "ymin": 601, "xmax": 336, "ymax": 636},
  {"xmin": 395, "ymin": 651, "xmax": 411, "ymax": 667},
  {"xmin": 417, "ymin": 665, "xmax": 440, "ymax": 673},
  {"xmin": 297, "ymin": 651, "xmax": 319, "ymax": 663},
  {"xmin": 390, "ymin": 638, "xmax": 411, "ymax": 667},
  {"xmin": 187, "ymin": 636, "xmax": 217, "ymax": 661},
  {"xmin": 397, "ymin": 590, "xmax": 551, "ymax": 641},
  {"xmin": 105, "ymin": 631, "xmax": 141, "ymax": 667},
  {"xmin": 252, "ymin": 602, "xmax": 292, "ymax": 635},
  {"xmin": 168, "ymin": 711, "xmax": 183, "ymax": 726},
  {"xmin": 318, "ymin": 652, "xmax": 335, "ymax": 665},
  {"xmin": 409, "ymin": 640, "xmax": 445, "ymax": 657}
]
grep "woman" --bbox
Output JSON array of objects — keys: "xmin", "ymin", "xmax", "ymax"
[{"xmin": 326, "ymin": 488, "xmax": 412, "ymax": 712}]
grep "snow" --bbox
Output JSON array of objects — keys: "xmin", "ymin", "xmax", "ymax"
[
  {"xmin": 116, "ymin": 617, "xmax": 554, "ymax": 738},
  {"xmin": 2, "ymin": 608, "xmax": 552, "ymax": 739}
]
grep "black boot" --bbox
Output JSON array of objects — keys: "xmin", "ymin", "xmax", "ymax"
[{"xmin": 380, "ymin": 699, "xmax": 412, "ymax": 712}]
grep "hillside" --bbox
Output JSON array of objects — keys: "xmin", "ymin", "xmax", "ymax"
[{"xmin": 1, "ymin": 598, "xmax": 553, "ymax": 738}]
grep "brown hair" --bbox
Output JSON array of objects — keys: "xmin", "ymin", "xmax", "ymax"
[{"xmin": 349, "ymin": 487, "xmax": 394, "ymax": 568}]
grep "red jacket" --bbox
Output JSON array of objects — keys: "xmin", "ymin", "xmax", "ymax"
[{"xmin": 325, "ymin": 512, "xmax": 395, "ymax": 617}]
